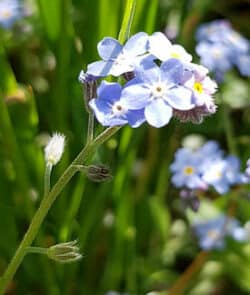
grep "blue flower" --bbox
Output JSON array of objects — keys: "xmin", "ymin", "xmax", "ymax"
[
  {"xmin": 170, "ymin": 141, "xmax": 246, "ymax": 195},
  {"xmin": 196, "ymin": 42, "xmax": 232, "ymax": 76},
  {"xmin": 202, "ymin": 155, "xmax": 242, "ymax": 194},
  {"xmin": 89, "ymin": 81, "xmax": 145, "ymax": 128},
  {"xmin": 148, "ymin": 32, "xmax": 192, "ymax": 63},
  {"xmin": 193, "ymin": 215, "xmax": 248, "ymax": 250},
  {"xmin": 170, "ymin": 148, "xmax": 207, "ymax": 189},
  {"xmin": 87, "ymin": 32, "xmax": 149, "ymax": 77},
  {"xmin": 234, "ymin": 54, "xmax": 250, "ymax": 77},
  {"xmin": 195, "ymin": 20, "xmax": 250, "ymax": 80},
  {"xmin": 120, "ymin": 59, "xmax": 193, "ymax": 127},
  {"xmin": 0, "ymin": 0, "xmax": 23, "ymax": 28}
]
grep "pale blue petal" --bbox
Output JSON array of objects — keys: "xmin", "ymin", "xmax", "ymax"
[
  {"xmin": 97, "ymin": 81, "xmax": 122, "ymax": 102},
  {"xmin": 134, "ymin": 64, "xmax": 160, "ymax": 84},
  {"xmin": 97, "ymin": 37, "xmax": 122, "ymax": 60},
  {"xmin": 145, "ymin": 99, "xmax": 173, "ymax": 127},
  {"xmin": 166, "ymin": 87, "xmax": 193, "ymax": 110},
  {"xmin": 89, "ymin": 99, "xmax": 111, "ymax": 125},
  {"xmin": 123, "ymin": 32, "xmax": 149, "ymax": 56},
  {"xmin": 87, "ymin": 60, "xmax": 114, "ymax": 77},
  {"xmin": 121, "ymin": 83, "xmax": 150, "ymax": 109},
  {"xmin": 126, "ymin": 109, "xmax": 146, "ymax": 128},
  {"xmin": 160, "ymin": 59, "xmax": 184, "ymax": 83}
]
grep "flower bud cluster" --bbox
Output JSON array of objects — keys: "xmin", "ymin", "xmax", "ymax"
[{"xmin": 80, "ymin": 31, "xmax": 217, "ymax": 128}]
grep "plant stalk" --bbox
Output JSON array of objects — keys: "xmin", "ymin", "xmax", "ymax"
[{"xmin": 0, "ymin": 126, "xmax": 120, "ymax": 294}]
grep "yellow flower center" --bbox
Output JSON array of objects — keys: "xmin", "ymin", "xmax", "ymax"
[
  {"xmin": 170, "ymin": 52, "xmax": 181, "ymax": 59},
  {"xmin": 183, "ymin": 166, "xmax": 194, "ymax": 175},
  {"xmin": 207, "ymin": 229, "xmax": 219, "ymax": 239},
  {"xmin": 193, "ymin": 82, "xmax": 203, "ymax": 94},
  {"xmin": 1, "ymin": 9, "xmax": 11, "ymax": 19}
]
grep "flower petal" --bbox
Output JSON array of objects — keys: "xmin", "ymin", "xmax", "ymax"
[
  {"xmin": 97, "ymin": 81, "xmax": 122, "ymax": 102},
  {"xmin": 97, "ymin": 37, "xmax": 122, "ymax": 60},
  {"xmin": 148, "ymin": 32, "xmax": 172, "ymax": 61},
  {"xmin": 87, "ymin": 60, "xmax": 114, "ymax": 77},
  {"xmin": 166, "ymin": 87, "xmax": 193, "ymax": 110},
  {"xmin": 160, "ymin": 58, "xmax": 184, "ymax": 84},
  {"xmin": 121, "ymin": 83, "xmax": 150, "ymax": 109},
  {"xmin": 123, "ymin": 32, "xmax": 149, "ymax": 56},
  {"xmin": 145, "ymin": 99, "xmax": 173, "ymax": 127},
  {"xmin": 126, "ymin": 109, "xmax": 146, "ymax": 128}
]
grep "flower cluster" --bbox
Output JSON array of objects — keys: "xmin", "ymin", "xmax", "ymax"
[
  {"xmin": 170, "ymin": 141, "xmax": 248, "ymax": 195},
  {"xmin": 80, "ymin": 32, "xmax": 217, "ymax": 128},
  {"xmin": 0, "ymin": 0, "xmax": 23, "ymax": 28},
  {"xmin": 192, "ymin": 215, "xmax": 248, "ymax": 250},
  {"xmin": 196, "ymin": 20, "xmax": 250, "ymax": 82}
]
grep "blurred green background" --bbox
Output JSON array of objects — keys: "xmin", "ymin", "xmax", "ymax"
[{"xmin": 0, "ymin": 0, "xmax": 250, "ymax": 294}]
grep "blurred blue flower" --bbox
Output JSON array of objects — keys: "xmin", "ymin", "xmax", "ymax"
[
  {"xmin": 193, "ymin": 215, "xmax": 248, "ymax": 250},
  {"xmin": 170, "ymin": 148, "xmax": 207, "ymax": 190},
  {"xmin": 202, "ymin": 156, "xmax": 242, "ymax": 194},
  {"xmin": 0, "ymin": 0, "xmax": 23, "ymax": 28},
  {"xmin": 89, "ymin": 81, "xmax": 145, "ymax": 128},
  {"xmin": 195, "ymin": 20, "xmax": 250, "ymax": 81},
  {"xmin": 121, "ymin": 58, "xmax": 193, "ymax": 127},
  {"xmin": 87, "ymin": 32, "xmax": 149, "ymax": 77},
  {"xmin": 170, "ymin": 141, "xmax": 247, "ymax": 195}
]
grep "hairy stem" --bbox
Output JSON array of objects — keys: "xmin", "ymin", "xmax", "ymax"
[{"xmin": 0, "ymin": 126, "xmax": 120, "ymax": 294}]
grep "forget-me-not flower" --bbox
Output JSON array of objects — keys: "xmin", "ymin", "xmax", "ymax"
[
  {"xmin": 170, "ymin": 140, "xmax": 247, "ymax": 196},
  {"xmin": 82, "ymin": 31, "xmax": 217, "ymax": 128},
  {"xmin": 192, "ymin": 215, "xmax": 248, "ymax": 250},
  {"xmin": 0, "ymin": 0, "xmax": 23, "ymax": 28},
  {"xmin": 148, "ymin": 32, "xmax": 192, "ymax": 63},
  {"xmin": 121, "ymin": 58, "xmax": 194, "ymax": 127},
  {"xmin": 89, "ymin": 81, "xmax": 145, "ymax": 127},
  {"xmin": 202, "ymin": 156, "xmax": 242, "ymax": 194},
  {"xmin": 195, "ymin": 20, "xmax": 250, "ymax": 81},
  {"xmin": 87, "ymin": 32, "xmax": 149, "ymax": 77},
  {"xmin": 170, "ymin": 148, "xmax": 207, "ymax": 190}
]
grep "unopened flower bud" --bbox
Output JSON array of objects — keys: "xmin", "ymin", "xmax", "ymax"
[
  {"xmin": 86, "ymin": 165, "xmax": 112, "ymax": 182},
  {"xmin": 78, "ymin": 70, "xmax": 98, "ymax": 113},
  {"xmin": 44, "ymin": 133, "xmax": 65, "ymax": 166},
  {"xmin": 47, "ymin": 240, "xmax": 82, "ymax": 264},
  {"xmin": 180, "ymin": 189, "xmax": 200, "ymax": 212}
]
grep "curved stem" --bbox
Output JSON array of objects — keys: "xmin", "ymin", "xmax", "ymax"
[{"xmin": 0, "ymin": 126, "xmax": 121, "ymax": 294}]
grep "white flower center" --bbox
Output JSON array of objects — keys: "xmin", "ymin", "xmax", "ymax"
[
  {"xmin": 112, "ymin": 101, "xmax": 127, "ymax": 116},
  {"xmin": 212, "ymin": 48, "xmax": 223, "ymax": 59},
  {"xmin": 150, "ymin": 82, "xmax": 167, "ymax": 99},
  {"xmin": 114, "ymin": 51, "xmax": 128, "ymax": 66}
]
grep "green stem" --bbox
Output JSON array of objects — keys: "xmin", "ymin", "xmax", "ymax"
[
  {"xmin": 0, "ymin": 126, "xmax": 121, "ymax": 294},
  {"xmin": 26, "ymin": 247, "xmax": 48, "ymax": 255},
  {"xmin": 44, "ymin": 163, "xmax": 52, "ymax": 196},
  {"xmin": 87, "ymin": 112, "xmax": 95, "ymax": 144}
]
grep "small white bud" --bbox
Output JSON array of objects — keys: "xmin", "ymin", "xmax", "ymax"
[{"xmin": 44, "ymin": 133, "xmax": 65, "ymax": 166}]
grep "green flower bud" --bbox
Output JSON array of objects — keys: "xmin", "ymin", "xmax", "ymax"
[
  {"xmin": 86, "ymin": 165, "xmax": 112, "ymax": 182},
  {"xmin": 47, "ymin": 240, "xmax": 82, "ymax": 264}
]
